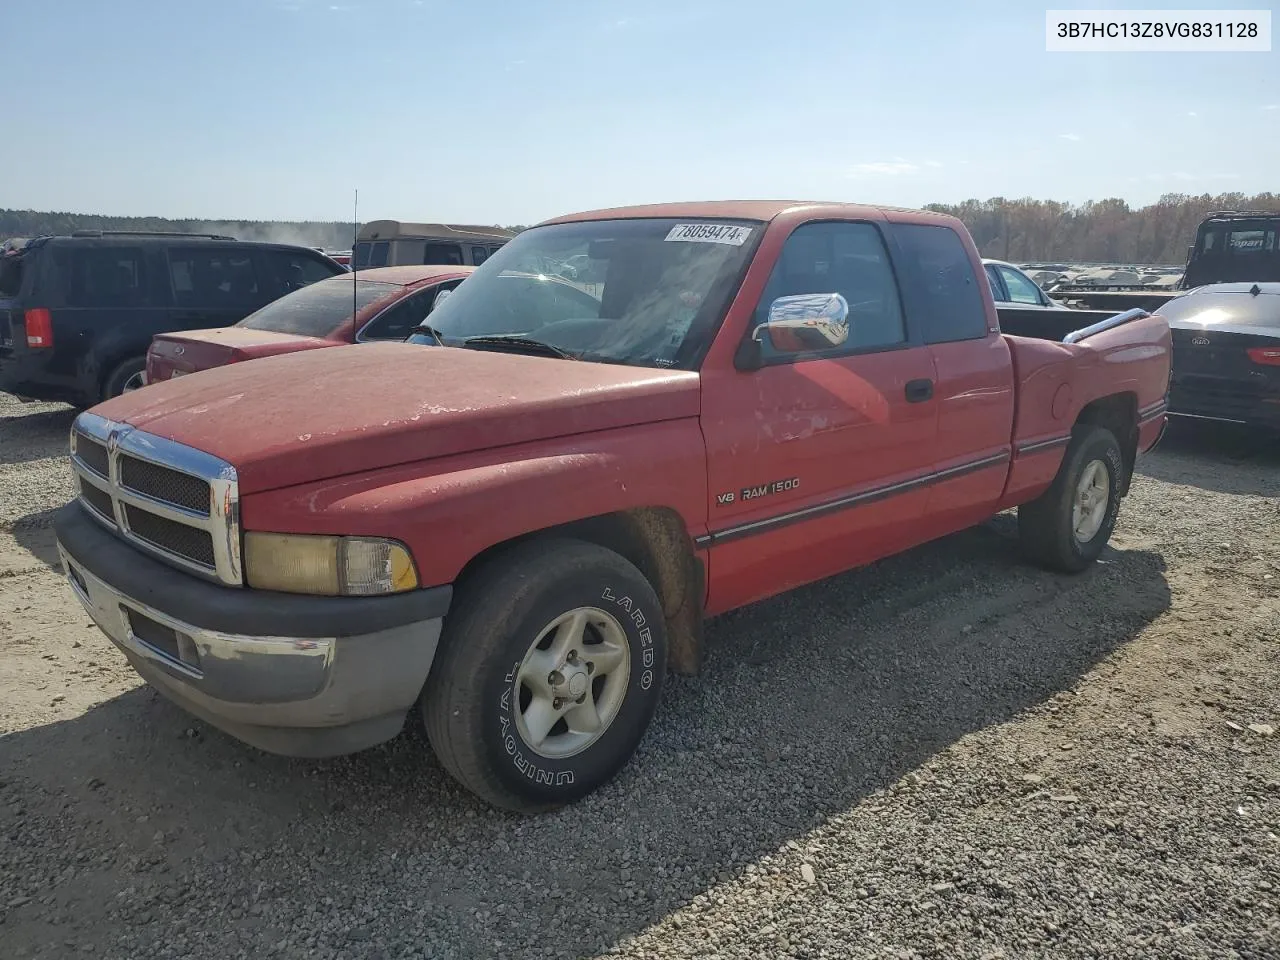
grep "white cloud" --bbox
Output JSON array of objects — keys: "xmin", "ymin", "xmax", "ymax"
[
  {"xmin": 1058, "ymin": 133, "xmax": 1082, "ymax": 141},
  {"xmin": 924, "ymin": 160, "xmax": 943, "ymax": 168},
  {"xmin": 1187, "ymin": 111, "xmax": 1198, "ymax": 117},
  {"xmin": 1264, "ymin": 104, "xmax": 1280, "ymax": 111}
]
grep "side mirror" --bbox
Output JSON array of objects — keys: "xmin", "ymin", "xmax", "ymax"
[{"xmin": 752, "ymin": 292, "xmax": 850, "ymax": 353}]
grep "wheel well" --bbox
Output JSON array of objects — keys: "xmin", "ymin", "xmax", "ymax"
[
  {"xmin": 451, "ymin": 508, "xmax": 706, "ymax": 675},
  {"xmin": 98, "ymin": 353, "xmax": 146, "ymax": 397},
  {"xmin": 1075, "ymin": 392, "xmax": 1138, "ymax": 495}
]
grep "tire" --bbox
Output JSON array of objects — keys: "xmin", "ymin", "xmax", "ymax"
[
  {"xmin": 1017, "ymin": 424, "xmax": 1124, "ymax": 573},
  {"xmin": 102, "ymin": 357, "xmax": 147, "ymax": 401},
  {"xmin": 423, "ymin": 538, "xmax": 667, "ymax": 813}
]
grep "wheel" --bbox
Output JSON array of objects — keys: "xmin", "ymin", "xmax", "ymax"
[
  {"xmin": 102, "ymin": 357, "xmax": 147, "ymax": 400},
  {"xmin": 422, "ymin": 538, "xmax": 667, "ymax": 813},
  {"xmin": 1017, "ymin": 424, "xmax": 1124, "ymax": 573}
]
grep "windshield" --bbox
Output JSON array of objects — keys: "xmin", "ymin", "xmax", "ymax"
[
  {"xmin": 408, "ymin": 217, "xmax": 760, "ymax": 368},
  {"xmin": 238, "ymin": 278, "xmax": 400, "ymax": 337}
]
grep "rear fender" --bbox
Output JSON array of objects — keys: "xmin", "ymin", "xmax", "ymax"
[{"xmin": 1002, "ymin": 314, "xmax": 1170, "ymax": 506}]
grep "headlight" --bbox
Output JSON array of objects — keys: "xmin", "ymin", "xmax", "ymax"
[{"xmin": 244, "ymin": 533, "xmax": 418, "ymax": 596}]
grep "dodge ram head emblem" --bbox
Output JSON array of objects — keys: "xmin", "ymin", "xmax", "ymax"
[{"xmin": 1191, "ymin": 336, "xmax": 1210, "ymax": 346}]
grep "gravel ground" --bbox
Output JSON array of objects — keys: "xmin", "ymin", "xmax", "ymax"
[{"xmin": 1, "ymin": 390, "xmax": 1277, "ymax": 960}]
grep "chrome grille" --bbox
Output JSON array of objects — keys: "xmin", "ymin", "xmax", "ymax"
[
  {"xmin": 77, "ymin": 479, "xmax": 114, "ymax": 521},
  {"xmin": 69, "ymin": 412, "xmax": 242, "ymax": 586},
  {"xmin": 120, "ymin": 455, "xmax": 211, "ymax": 514},
  {"xmin": 76, "ymin": 434, "xmax": 110, "ymax": 478},
  {"xmin": 123, "ymin": 505, "xmax": 217, "ymax": 566}
]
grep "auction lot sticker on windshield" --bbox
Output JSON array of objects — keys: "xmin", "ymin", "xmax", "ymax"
[{"xmin": 664, "ymin": 223, "xmax": 753, "ymax": 246}]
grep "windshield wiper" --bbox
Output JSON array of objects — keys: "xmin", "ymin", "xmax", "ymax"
[
  {"xmin": 410, "ymin": 322, "xmax": 448, "ymax": 345},
  {"xmin": 461, "ymin": 334, "xmax": 578, "ymax": 360}
]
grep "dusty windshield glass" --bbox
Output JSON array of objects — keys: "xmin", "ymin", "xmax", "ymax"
[
  {"xmin": 238, "ymin": 278, "xmax": 399, "ymax": 337},
  {"xmin": 411, "ymin": 218, "xmax": 760, "ymax": 368}
]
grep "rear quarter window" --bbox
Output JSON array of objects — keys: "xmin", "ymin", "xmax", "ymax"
[
  {"xmin": 890, "ymin": 223, "xmax": 988, "ymax": 343},
  {"xmin": 66, "ymin": 246, "xmax": 151, "ymax": 308},
  {"xmin": 167, "ymin": 247, "xmax": 261, "ymax": 308}
]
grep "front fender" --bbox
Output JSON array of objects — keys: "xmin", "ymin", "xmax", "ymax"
[{"xmin": 239, "ymin": 419, "xmax": 709, "ymax": 587}]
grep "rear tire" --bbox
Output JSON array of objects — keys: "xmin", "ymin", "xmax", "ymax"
[
  {"xmin": 423, "ymin": 538, "xmax": 667, "ymax": 813},
  {"xmin": 1018, "ymin": 424, "xmax": 1124, "ymax": 573},
  {"xmin": 102, "ymin": 357, "xmax": 147, "ymax": 401}
]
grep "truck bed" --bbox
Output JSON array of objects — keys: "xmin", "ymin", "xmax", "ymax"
[
  {"xmin": 996, "ymin": 305, "xmax": 1123, "ymax": 343},
  {"xmin": 999, "ymin": 309, "xmax": 1172, "ymax": 486}
]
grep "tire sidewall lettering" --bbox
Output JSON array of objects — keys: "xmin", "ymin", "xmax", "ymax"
[{"xmin": 483, "ymin": 575, "xmax": 665, "ymax": 799}]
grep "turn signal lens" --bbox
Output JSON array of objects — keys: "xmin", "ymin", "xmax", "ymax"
[
  {"xmin": 243, "ymin": 533, "xmax": 418, "ymax": 596},
  {"xmin": 1246, "ymin": 346, "xmax": 1280, "ymax": 367},
  {"xmin": 342, "ymin": 539, "xmax": 419, "ymax": 596}
]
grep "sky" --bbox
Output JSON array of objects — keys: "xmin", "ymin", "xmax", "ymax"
[{"xmin": 1, "ymin": 0, "xmax": 1277, "ymax": 225}]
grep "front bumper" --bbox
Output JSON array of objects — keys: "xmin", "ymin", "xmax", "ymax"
[{"xmin": 54, "ymin": 502, "xmax": 452, "ymax": 757}]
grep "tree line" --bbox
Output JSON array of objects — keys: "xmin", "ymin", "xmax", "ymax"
[
  {"xmin": 4, "ymin": 192, "xmax": 1279, "ymax": 264},
  {"xmin": 926, "ymin": 192, "xmax": 1279, "ymax": 264}
]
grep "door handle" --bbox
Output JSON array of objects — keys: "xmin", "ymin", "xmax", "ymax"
[{"xmin": 905, "ymin": 378, "xmax": 934, "ymax": 403}]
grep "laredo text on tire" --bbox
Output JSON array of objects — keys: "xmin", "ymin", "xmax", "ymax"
[
  {"xmin": 1017, "ymin": 424, "xmax": 1124, "ymax": 573},
  {"xmin": 423, "ymin": 538, "xmax": 668, "ymax": 813}
]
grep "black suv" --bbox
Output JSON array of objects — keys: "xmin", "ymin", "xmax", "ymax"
[{"xmin": 0, "ymin": 232, "xmax": 344, "ymax": 406}]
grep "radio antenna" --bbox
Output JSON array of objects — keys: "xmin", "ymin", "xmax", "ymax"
[{"xmin": 351, "ymin": 188, "xmax": 359, "ymax": 340}]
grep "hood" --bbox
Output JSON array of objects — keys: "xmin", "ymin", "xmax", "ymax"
[{"xmin": 95, "ymin": 342, "xmax": 701, "ymax": 494}]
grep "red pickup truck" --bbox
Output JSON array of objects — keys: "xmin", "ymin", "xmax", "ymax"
[{"xmin": 52, "ymin": 201, "xmax": 1171, "ymax": 813}]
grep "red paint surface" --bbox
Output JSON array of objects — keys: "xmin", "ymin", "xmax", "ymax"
[
  {"xmin": 145, "ymin": 266, "xmax": 472, "ymax": 383},
  {"xmin": 94, "ymin": 201, "xmax": 1172, "ymax": 617},
  {"xmin": 100, "ymin": 343, "xmax": 700, "ymax": 495}
]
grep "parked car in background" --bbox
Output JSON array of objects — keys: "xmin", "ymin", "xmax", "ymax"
[
  {"xmin": 983, "ymin": 258, "xmax": 1064, "ymax": 308},
  {"xmin": 1160, "ymin": 282, "xmax": 1280, "ymax": 431},
  {"xmin": 352, "ymin": 221, "xmax": 513, "ymax": 269},
  {"xmin": 55, "ymin": 199, "xmax": 1170, "ymax": 814},
  {"xmin": 0, "ymin": 231, "xmax": 344, "ymax": 406},
  {"xmin": 146, "ymin": 265, "xmax": 473, "ymax": 383}
]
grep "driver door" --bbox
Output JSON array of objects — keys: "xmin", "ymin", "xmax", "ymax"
[{"xmin": 700, "ymin": 220, "xmax": 939, "ymax": 614}]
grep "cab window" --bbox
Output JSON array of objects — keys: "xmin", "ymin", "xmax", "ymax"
[
  {"xmin": 752, "ymin": 221, "xmax": 906, "ymax": 361},
  {"xmin": 891, "ymin": 223, "xmax": 987, "ymax": 343}
]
